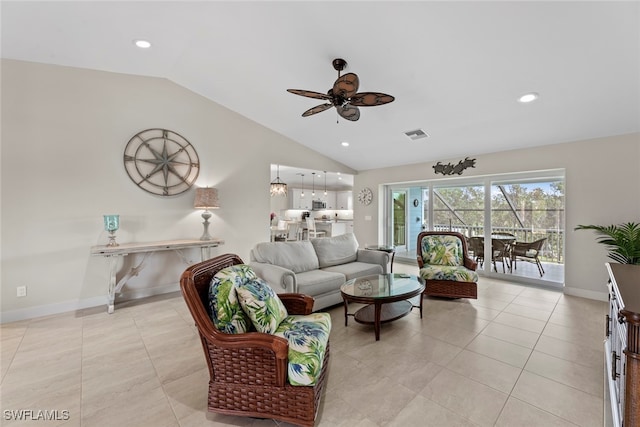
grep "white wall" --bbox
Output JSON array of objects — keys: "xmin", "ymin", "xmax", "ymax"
[
  {"xmin": 353, "ymin": 133, "xmax": 640, "ymax": 300},
  {"xmin": 0, "ymin": 60, "xmax": 355, "ymax": 321}
]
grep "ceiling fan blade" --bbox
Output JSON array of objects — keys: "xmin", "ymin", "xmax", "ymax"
[
  {"xmin": 350, "ymin": 92, "xmax": 395, "ymax": 106},
  {"xmin": 333, "ymin": 73, "xmax": 359, "ymax": 99},
  {"xmin": 302, "ymin": 103, "xmax": 333, "ymax": 117},
  {"xmin": 287, "ymin": 89, "xmax": 332, "ymax": 100},
  {"xmin": 336, "ymin": 104, "xmax": 360, "ymax": 121}
]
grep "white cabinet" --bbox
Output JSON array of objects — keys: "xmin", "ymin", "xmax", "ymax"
[
  {"xmin": 604, "ymin": 263, "xmax": 640, "ymax": 427},
  {"xmin": 289, "ymin": 189, "xmax": 311, "ymax": 210},
  {"xmin": 321, "ymin": 191, "xmax": 337, "ymax": 209},
  {"xmin": 344, "ymin": 221, "xmax": 354, "ymax": 234},
  {"xmin": 336, "ymin": 191, "xmax": 353, "ymax": 210},
  {"xmin": 288, "ymin": 189, "xmax": 352, "ymax": 211}
]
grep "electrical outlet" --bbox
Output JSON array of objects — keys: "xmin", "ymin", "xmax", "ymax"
[{"xmin": 17, "ymin": 286, "xmax": 27, "ymax": 297}]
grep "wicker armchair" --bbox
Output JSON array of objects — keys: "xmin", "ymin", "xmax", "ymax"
[
  {"xmin": 511, "ymin": 237, "xmax": 547, "ymax": 277},
  {"xmin": 180, "ymin": 253, "xmax": 329, "ymax": 427},
  {"xmin": 417, "ymin": 231, "xmax": 478, "ymax": 299}
]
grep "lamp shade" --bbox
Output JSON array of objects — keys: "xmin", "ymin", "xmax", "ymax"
[{"xmin": 194, "ymin": 187, "xmax": 219, "ymax": 209}]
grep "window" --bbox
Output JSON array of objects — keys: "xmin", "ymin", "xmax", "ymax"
[{"xmin": 386, "ymin": 170, "xmax": 565, "ymax": 286}]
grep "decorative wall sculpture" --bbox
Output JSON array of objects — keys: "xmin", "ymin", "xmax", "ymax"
[{"xmin": 433, "ymin": 157, "xmax": 476, "ymax": 176}]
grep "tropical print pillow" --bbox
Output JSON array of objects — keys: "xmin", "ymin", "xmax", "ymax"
[
  {"xmin": 236, "ymin": 277, "xmax": 288, "ymax": 334},
  {"xmin": 274, "ymin": 313, "xmax": 331, "ymax": 386},
  {"xmin": 208, "ymin": 264, "xmax": 257, "ymax": 334},
  {"xmin": 421, "ymin": 235, "xmax": 462, "ymax": 266},
  {"xmin": 420, "ymin": 265, "xmax": 479, "ymax": 283}
]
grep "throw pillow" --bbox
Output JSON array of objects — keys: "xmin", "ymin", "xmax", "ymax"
[
  {"xmin": 236, "ymin": 277, "xmax": 288, "ymax": 334},
  {"xmin": 208, "ymin": 264, "xmax": 256, "ymax": 334}
]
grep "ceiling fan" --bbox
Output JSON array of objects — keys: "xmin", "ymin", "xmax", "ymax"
[{"xmin": 287, "ymin": 58, "xmax": 395, "ymax": 122}]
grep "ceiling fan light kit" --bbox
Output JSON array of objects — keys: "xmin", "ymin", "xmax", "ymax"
[{"xmin": 287, "ymin": 58, "xmax": 395, "ymax": 122}]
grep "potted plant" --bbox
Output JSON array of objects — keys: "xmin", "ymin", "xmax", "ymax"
[{"xmin": 575, "ymin": 222, "xmax": 640, "ymax": 264}]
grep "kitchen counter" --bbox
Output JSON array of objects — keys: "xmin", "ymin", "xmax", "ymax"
[{"xmin": 314, "ymin": 221, "xmax": 348, "ymax": 237}]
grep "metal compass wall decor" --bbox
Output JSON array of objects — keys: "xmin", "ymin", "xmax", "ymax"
[
  {"xmin": 123, "ymin": 128, "xmax": 200, "ymax": 196},
  {"xmin": 433, "ymin": 157, "xmax": 476, "ymax": 176}
]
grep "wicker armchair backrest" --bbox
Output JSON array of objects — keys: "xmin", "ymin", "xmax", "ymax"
[{"xmin": 180, "ymin": 253, "xmax": 245, "ymax": 340}]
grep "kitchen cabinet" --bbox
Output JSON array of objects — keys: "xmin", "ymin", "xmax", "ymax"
[
  {"xmin": 336, "ymin": 191, "xmax": 353, "ymax": 210},
  {"xmin": 605, "ymin": 263, "xmax": 640, "ymax": 427},
  {"xmin": 321, "ymin": 191, "xmax": 337, "ymax": 209},
  {"xmin": 289, "ymin": 189, "xmax": 311, "ymax": 210}
]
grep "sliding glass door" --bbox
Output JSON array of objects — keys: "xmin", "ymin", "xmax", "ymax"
[
  {"xmin": 392, "ymin": 190, "xmax": 408, "ymax": 252},
  {"xmin": 385, "ymin": 171, "xmax": 565, "ymax": 286}
]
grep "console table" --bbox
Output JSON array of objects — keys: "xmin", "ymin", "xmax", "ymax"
[
  {"xmin": 91, "ymin": 239, "xmax": 224, "ymax": 313},
  {"xmin": 605, "ymin": 263, "xmax": 640, "ymax": 427}
]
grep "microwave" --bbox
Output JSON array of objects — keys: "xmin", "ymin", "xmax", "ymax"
[{"xmin": 312, "ymin": 200, "xmax": 326, "ymax": 210}]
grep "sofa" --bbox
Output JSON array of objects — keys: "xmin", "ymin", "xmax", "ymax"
[{"xmin": 249, "ymin": 233, "xmax": 390, "ymax": 311}]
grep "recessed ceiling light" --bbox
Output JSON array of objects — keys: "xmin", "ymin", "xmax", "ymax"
[
  {"xmin": 134, "ymin": 39, "xmax": 152, "ymax": 49},
  {"xmin": 341, "ymin": 142, "xmax": 349, "ymax": 147},
  {"xmin": 518, "ymin": 92, "xmax": 539, "ymax": 103}
]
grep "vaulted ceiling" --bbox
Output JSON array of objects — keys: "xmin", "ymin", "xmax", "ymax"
[{"xmin": 2, "ymin": 1, "xmax": 638, "ymax": 172}]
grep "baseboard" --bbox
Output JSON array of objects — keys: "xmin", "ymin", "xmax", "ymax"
[
  {"xmin": 563, "ymin": 286, "xmax": 608, "ymax": 302},
  {"xmin": 0, "ymin": 283, "xmax": 181, "ymax": 324},
  {"xmin": 1, "ymin": 295, "xmax": 107, "ymax": 324}
]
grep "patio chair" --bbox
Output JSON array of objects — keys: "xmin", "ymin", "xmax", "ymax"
[
  {"xmin": 510, "ymin": 237, "xmax": 547, "ymax": 277},
  {"xmin": 468, "ymin": 236, "xmax": 484, "ymax": 264},
  {"xmin": 491, "ymin": 238, "xmax": 510, "ymax": 273},
  {"xmin": 180, "ymin": 253, "xmax": 330, "ymax": 427},
  {"xmin": 468, "ymin": 236, "xmax": 510, "ymax": 273},
  {"xmin": 417, "ymin": 231, "xmax": 479, "ymax": 299}
]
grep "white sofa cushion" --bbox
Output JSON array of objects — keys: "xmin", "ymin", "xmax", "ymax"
[
  {"xmin": 321, "ymin": 261, "xmax": 383, "ymax": 281},
  {"xmin": 311, "ymin": 233, "xmax": 359, "ymax": 268},
  {"xmin": 295, "ymin": 270, "xmax": 346, "ymax": 297},
  {"xmin": 251, "ymin": 241, "xmax": 319, "ymax": 273}
]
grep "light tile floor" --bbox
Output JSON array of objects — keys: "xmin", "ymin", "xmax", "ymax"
[{"xmin": 0, "ymin": 263, "xmax": 607, "ymax": 426}]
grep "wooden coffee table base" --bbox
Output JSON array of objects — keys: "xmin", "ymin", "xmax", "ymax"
[
  {"xmin": 353, "ymin": 301, "xmax": 414, "ymax": 341},
  {"xmin": 341, "ymin": 274, "xmax": 425, "ymax": 341}
]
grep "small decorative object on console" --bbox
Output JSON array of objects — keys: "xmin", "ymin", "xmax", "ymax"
[{"xmin": 103, "ymin": 214, "xmax": 119, "ymax": 247}]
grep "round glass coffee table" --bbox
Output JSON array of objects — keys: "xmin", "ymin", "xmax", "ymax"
[{"xmin": 340, "ymin": 273, "xmax": 425, "ymax": 341}]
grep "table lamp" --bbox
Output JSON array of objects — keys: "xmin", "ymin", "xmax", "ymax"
[
  {"xmin": 103, "ymin": 214, "xmax": 119, "ymax": 247},
  {"xmin": 194, "ymin": 187, "xmax": 219, "ymax": 240}
]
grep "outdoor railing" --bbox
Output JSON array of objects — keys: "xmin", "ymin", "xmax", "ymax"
[{"xmin": 430, "ymin": 224, "xmax": 564, "ymax": 263}]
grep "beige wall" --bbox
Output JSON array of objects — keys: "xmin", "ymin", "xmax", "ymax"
[
  {"xmin": 0, "ymin": 60, "xmax": 355, "ymax": 321},
  {"xmin": 353, "ymin": 132, "xmax": 640, "ymax": 300},
  {"xmin": 2, "ymin": 59, "xmax": 638, "ymax": 321}
]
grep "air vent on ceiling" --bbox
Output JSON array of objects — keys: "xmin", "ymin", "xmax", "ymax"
[{"xmin": 404, "ymin": 128, "xmax": 429, "ymax": 141}]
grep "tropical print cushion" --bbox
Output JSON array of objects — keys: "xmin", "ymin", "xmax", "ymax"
[
  {"xmin": 421, "ymin": 235, "xmax": 463, "ymax": 266},
  {"xmin": 274, "ymin": 313, "xmax": 331, "ymax": 386},
  {"xmin": 420, "ymin": 265, "xmax": 479, "ymax": 283},
  {"xmin": 208, "ymin": 264, "xmax": 256, "ymax": 334},
  {"xmin": 237, "ymin": 277, "xmax": 288, "ymax": 334}
]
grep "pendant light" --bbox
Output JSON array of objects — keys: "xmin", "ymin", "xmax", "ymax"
[
  {"xmin": 300, "ymin": 174, "xmax": 305, "ymax": 198},
  {"xmin": 311, "ymin": 172, "xmax": 316, "ymax": 197},
  {"xmin": 270, "ymin": 164, "xmax": 288, "ymax": 197},
  {"xmin": 323, "ymin": 171, "xmax": 327, "ymax": 196}
]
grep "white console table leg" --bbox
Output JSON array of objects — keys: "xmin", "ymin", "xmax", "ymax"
[
  {"xmin": 107, "ymin": 255, "xmax": 120, "ymax": 314},
  {"xmin": 107, "ymin": 252, "xmax": 153, "ymax": 314}
]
